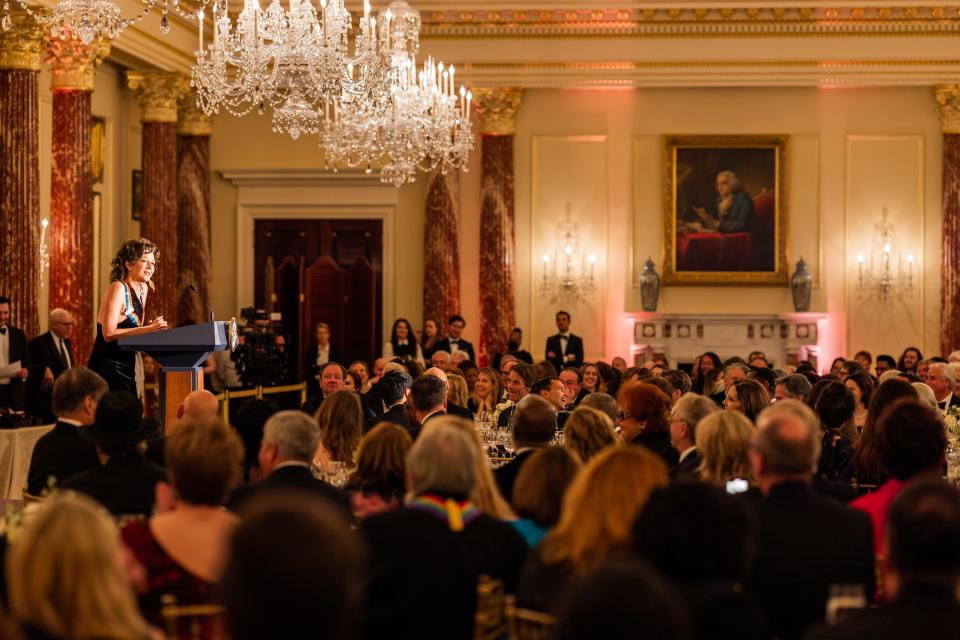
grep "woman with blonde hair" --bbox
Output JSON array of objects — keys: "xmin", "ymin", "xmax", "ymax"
[
  {"xmin": 349, "ymin": 423, "xmax": 413, "ymax": 519},
  {"xmin": 7, "ymin": 493, "xmax": 156, "ymax": 640},
  {"xmin": 446, "ymin": 373, "xmax": 468, "ymax": 410},
  {"xmin": 469, "ymin": 367, "xmax": 503, "ymax": 417},
  {"xmin": 563, "ymin": 405, "xmax": 620, "ymax": 463},
  {"xmin": 516, "ymin": 446, "xmax": 668, "ymax": 612},
  {"xmin": 439, "ymin": 416, "xmax": 514, "ymax": 519},
  {"xmin": 314, "ymin": 390, "xmax": 363, "ymax": 470},
  {"xmin": 696, "ymin": 411, "xmax": 756, "ymax": 486}
]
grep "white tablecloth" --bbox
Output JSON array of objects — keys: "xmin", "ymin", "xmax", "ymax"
[{"xmin": 0, "ymin": 424, "xmax": 55, "ymax": 500}]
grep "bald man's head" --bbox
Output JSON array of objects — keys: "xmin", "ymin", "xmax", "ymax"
[
  {"xmin": 424, "ymin": 367, "xmax": 449, "ymax": 385},
  {"xmin": 177, "ymin": 390, "xmax": 220, "ymax": 421},
  {"xmin": 753, "ymin": 399, "xmax": 820, "ymax": 478}
]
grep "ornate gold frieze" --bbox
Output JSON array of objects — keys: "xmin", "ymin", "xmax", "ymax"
[
  {"xmin": 419, "ymin": 5, "xmax": 960, "ymax": 39},
  {"xmin": 936, "ymin": 85, "xmax": 960, "ymax": 133},
  {"xmin": 126, "ymin": 70, "xmax": 191, "ymax": 123},
  {"xmin": 45, "ymin": 38, "xmax": 110, "ymax": 91},
  {"xmin": 177, "ymin": 91, "xmax": 213, "ymax": 136},
  {"xmin": 0, "ymin": 10, "xmax": 46, "ymax": 71},
  {"xmin": 473, "ymin": 87, "xmax": 523, "ymax": 136}
]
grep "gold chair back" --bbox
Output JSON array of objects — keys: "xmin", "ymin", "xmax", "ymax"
[
  {"xmin": 505, "ymin": 596, "xmax": 557, "ymax": 640},
  {"xmin": 160, "ymin": 594, "xmax": 225, "ymax": 640},
  {"xmin": 474, "ymin": 575, "xmax": 507, "ymax": 640},
  {"xmin": 21, "ymin": 489, "xmax": 45, "ymax": 504}
]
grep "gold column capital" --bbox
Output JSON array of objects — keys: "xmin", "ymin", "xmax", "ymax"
[
  {"xmin": 473, "ymin": 87, "xmax": 523, "ymax": 136},
  {"xmin": 44, "ymin": 37, "xmax": 109, "ymax": 91},
  {"xmin": 936, "ymin": 85, "xmax": 960, "ymax": 134},
  {"xmin": 126, "ymin": 70, "xmax": 191, "ymax": 123},
  {"xmin": 0, "ymin": 10, "xmax": 47, "ymax": 71},
  {"xmin": 177, "ymin": 91, "xmax": 213, "ymax": 136}
]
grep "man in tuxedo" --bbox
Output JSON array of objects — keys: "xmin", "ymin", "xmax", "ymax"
[
  {"xmin": 26, "ymin": 366, "xmax": 106, "ymax": 495},
  {"xmin": 304, "ymin": 322, "xmax": 343, "ymax": 397},
  {"xmin": 61, "ymin": 391, "xmax": 167, "ymax": 517},
  {"xmin": 229, "ymin": 410, "xmax": 349, "ymax": 513},
  {"xmin": 423, "ymin": 367, "xmax": 473, "ymax": 421},
  {"xmin": 668, "ymin": 392, "xmax": 718, "ymax": 479},
  {"xmin": 744, "ymin": 400, "xmax": 874, "ymax": 640},
  {"xmin": 364, "ymin": 370, "xmax": 413, "ymax": 434},
  {"xmin": 433, "ymin": 315, "xmax": 475, "ymax": 363},
  {"xmin": 531, "ymin": 376, "xmax": 568, "ymax": 428},
  {"xmin": 27, "ymin": 308, "xmax": 75, "ymax": 423},
  {"xmin": 807, "ymin": 480, "xmax": 960, "ymax": 640},
  {"xmin": 493, "ymin": 395, "xmax": 557, "ymax": 502},
  {"xmin": 410, "ymin": 375, "xmax": 448, "ymax": 440},
  {"xmin": 0, "ymin": 296, "xmax": 30, "ymax": 412},
  {"xmin": 497, "ymin": 363, "xmax": 537, "ymax": 427},
  {"xmin": 559, "ymin": 367, "xmax": 588, "ymax": 409},
  {"xmin": 926, "ymin": 362, "xmax": 960, "ymax": 415},
  {"xmin": 302, "ymin": 362, "xmax": 347, "ymax": 415},
  {"xmin": 545, "ymin": 311, "xmax": 584, "ymax": 374}
]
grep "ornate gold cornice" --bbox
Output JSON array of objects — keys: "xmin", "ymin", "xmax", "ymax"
[
  {"xmin": 0, "ymin": 10, "xmax": 46, "ymax": 71},
  {"xmin": 420, "ymin": 6, "xmax": 960, "ymax": 39},
  {"xmin": 177, "ymin": 91, "xmax": 213, "ymax": 136},
  {"xmin": 45, "ymin": 38, "xmax": 110, "ymax": 91},
  {"xmin": 473, "ymin": 87, "xmax": 523, "ymax": 135},
  {"xmin": 936, "ymin": 85, "xmax": 960, "ymax": 133},
  {"xmin": 126, "ymin": 70, "xmax": 191, "ymax": 123}
]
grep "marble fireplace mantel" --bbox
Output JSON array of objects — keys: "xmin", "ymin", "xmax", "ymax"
[{"xmin": 629, "ymin": 313, "xmax": 828, "ymax": 372}]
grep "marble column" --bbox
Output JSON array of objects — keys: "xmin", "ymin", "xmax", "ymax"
[
  {"xmin": 175, "ymin": 92, "xmax": 214, "ymax": 325},
  {"xmin": 423, "ymin": 170, "xmax": 461, "ymax": 331},
  {"xmin": 46, "ymin": 37, "xmax": 109, "ymax": 364},
  {"xmin": 127, "ymin": 71, "xmax": 190, "ymax": 326},
  {"xmin": 0, "ymin": 13, "xmax": 43, "ymax": 338},
  {"xmin": 937, "ymin": 85, "xmax": 960, "ymax": 356},
  {"xmin": 474, "ymin": 87, "xmax": 522, "ymax": 366}
]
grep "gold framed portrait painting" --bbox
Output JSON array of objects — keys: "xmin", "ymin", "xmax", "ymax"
[{"xmin": 663, "ymin": 135, "xmax": 788, "ymax": 285}]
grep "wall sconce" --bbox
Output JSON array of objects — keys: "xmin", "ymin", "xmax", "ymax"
[
  {"xmin": 539, "ymin": 203, "xmax": 598, "ymax": 304},
  {"xmin": 39, "ymin": 217, "xmax": 49, "ymax": 287},
  {"xmin": 855, "ymin": 206, "xmax": 914, "ymax": 302}
]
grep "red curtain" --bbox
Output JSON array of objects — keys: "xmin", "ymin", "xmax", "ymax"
[{"xmin": 942, "ymin": 132, "xmax": 960, "ymax": 355}]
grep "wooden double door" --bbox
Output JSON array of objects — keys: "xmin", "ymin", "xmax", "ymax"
[{"xmin": 254, "ymin": 219, "xmax": 383, "ymax": 379}]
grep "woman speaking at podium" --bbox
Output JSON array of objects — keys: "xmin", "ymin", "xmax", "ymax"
[{"xmin": 88, "ymin": 239, "xmax": 168, "ymax": 395}]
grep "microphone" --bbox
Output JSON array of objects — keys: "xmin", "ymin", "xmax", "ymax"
[{"xmin": 188, "ymin": 283, "xmax": 215, "ymax": 323}]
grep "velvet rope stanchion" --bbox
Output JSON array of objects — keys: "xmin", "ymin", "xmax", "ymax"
[{"xmin": 423, "ymin": 170, "xmax": 462, "ymax": 332}]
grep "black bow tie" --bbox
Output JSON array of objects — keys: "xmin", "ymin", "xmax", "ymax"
[
  {"xmin": 0, "ymin": 327, "xmax": 6, "ymax": 335},
  {"xmin": 939, "ymin": 401, "xmax": 947, "ymax": 409},
  {"xmin": 449, "ymin": 339, "xmax": 459, "ymax": 344}
]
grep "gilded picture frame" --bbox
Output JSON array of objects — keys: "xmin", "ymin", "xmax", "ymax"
[{"xmin": 662, "ymin": 135, "xmax": 788, "ymax": 285}]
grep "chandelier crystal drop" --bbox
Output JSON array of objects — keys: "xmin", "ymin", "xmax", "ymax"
[{"xmin": 2, "ymin": 0, "xmax": 153, "ymax": 43}]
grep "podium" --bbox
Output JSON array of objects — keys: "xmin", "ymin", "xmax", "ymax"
[{"xmin": 119, "ymin": 321, "xmax": 236, "ymax": 430}]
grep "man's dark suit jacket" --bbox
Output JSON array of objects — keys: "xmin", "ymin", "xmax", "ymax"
[
  {"xmin": 304, "ymin": 343, "xmax": 344, "ymax": 395},
  {"xmin": 1, "ymin": 325, "xmax": 30, "ymax": 411},
  {"xmin": 228, "ymin": 463, "xmax": 350, "ymax": 514},
  {"xmin": 361, "ymin": 502, "xmax": 527, "ymax": 640},
  {"xmin": 27, "ymin": 331, "xmax": 74, "ymax": 423},
  {"xmin": 544, "ymin": 333, "xmax": 584, "ymax": 374},
  {"xmin": 432, "ymin": 337, "xmax": 475, "ymax": 363},
  {"xmin": 744, "ymin": 481, "xmax": 875, "ymax": 640},
  {"xmin": 61, "ymin": 451, "xmax": 167, "ymax": 517},
  {"xmin": 670, "ymin": 447, "xmax": 702, "ymax": 480},
  {"xmin": 27, "ymin": 420, "xmax": 99, "ymax": 495},
  {"xmin": 447, "ymin": 402, "xmax": 473, "ymax": 421},
  {"xmin": 364, "ymin": 403, "xmax": 412, "ymax": 435},
  {"xmin": 806, "ymin": 583, "xmax": 960, "ymax": 640},
  {"xmin": 493, "ymin": 449, "xmax": 537, "ymax": 502}
]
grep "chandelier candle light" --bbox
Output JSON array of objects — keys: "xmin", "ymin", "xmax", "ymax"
[{"xmin": 855, "ymin": 206, "xmax": 915, "ymax": 303}]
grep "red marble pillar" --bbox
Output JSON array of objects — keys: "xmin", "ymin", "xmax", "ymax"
[
  {"xmin": 0, "ymin": 16, "xmax": 44, "ymax": 338},
  {"xmin": 474, "ymin": 88, "xmax": 522, "ymax": 366},
  {"xmin": 175, "ymin": 93, "xmax": 213, "ymax": 325},
  {"xmin": 127, "ymin": 72, "xmax": 190, "ymax": 326},
  {"xmin": 937, "ymin": 86, "xmax": 960, "ymax": 355},
  {"xmin": 45, "ymin": 38, "xmax": 109, "ymax": 364},
  {"xmin": 423, "ymin": 170, "xmax": 461, "ymax": 330}
]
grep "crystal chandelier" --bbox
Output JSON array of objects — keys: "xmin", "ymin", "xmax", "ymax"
[
  {"xmin": 539, "ymin": 204, "xmax": 598, "ymax": 304},
  {"xmin": 2, "ymin": 0, "xmax": 159, "ymax": 44},
  {"xmin": 319, "ymin": 0, "xmax": 473, "ymax": 186},
  {"xmin": 854, "ymin": 206, "xmax": 916, "ymax": 303}
]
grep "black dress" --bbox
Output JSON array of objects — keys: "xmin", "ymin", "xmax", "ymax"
[{"xmin": 88, "ymin": 282, "xmax": 142, "ymax": 394}]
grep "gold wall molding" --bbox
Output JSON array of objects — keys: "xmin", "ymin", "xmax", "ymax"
[
  {"xmin": 936, "ymin": 85, "xmax": 960, "ymax": 133},
  {"xmin": 420, "ymin": 6, "xmax": 960, "ymax": 39},
  {"xmin": 177, "ymin": 91, "xmax": 213, "ymax": 136},
  {"xmin": 127, "ymin": 70, "xmax": 191, "ymax": 123},
  {"xmin": 473, "ymin": 87, "xmax": 523, "ymax": 135},
  {"xmin": 0, "ymin": 10, "xmax": 47, "ymax": 71},
  {"xmin": 45, "ymin": 38, "xmax": 110, "ymax": 91}
]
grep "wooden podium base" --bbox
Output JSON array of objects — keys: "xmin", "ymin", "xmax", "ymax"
[{"xmin": 159, "ymin": 369, "xmax": 203, "ymax": 432}]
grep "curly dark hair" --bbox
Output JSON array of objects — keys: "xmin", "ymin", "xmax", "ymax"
[{"xmin": 108, "ymin": 238, "xmax": 159, "ymax": 282}]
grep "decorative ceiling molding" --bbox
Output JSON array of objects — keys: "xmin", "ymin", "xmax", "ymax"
[
  {"xmin": 420, "ymin": 5, "xmax": 960, "ymax": 38},
  {"xmin": 456, "ymin": 59, "xmax": 960, "ymax": 86}
]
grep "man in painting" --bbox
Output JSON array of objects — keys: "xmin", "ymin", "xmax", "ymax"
[{"xmin": 686, "ymin": 170, "xmax": 756, "ymax": 234}]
